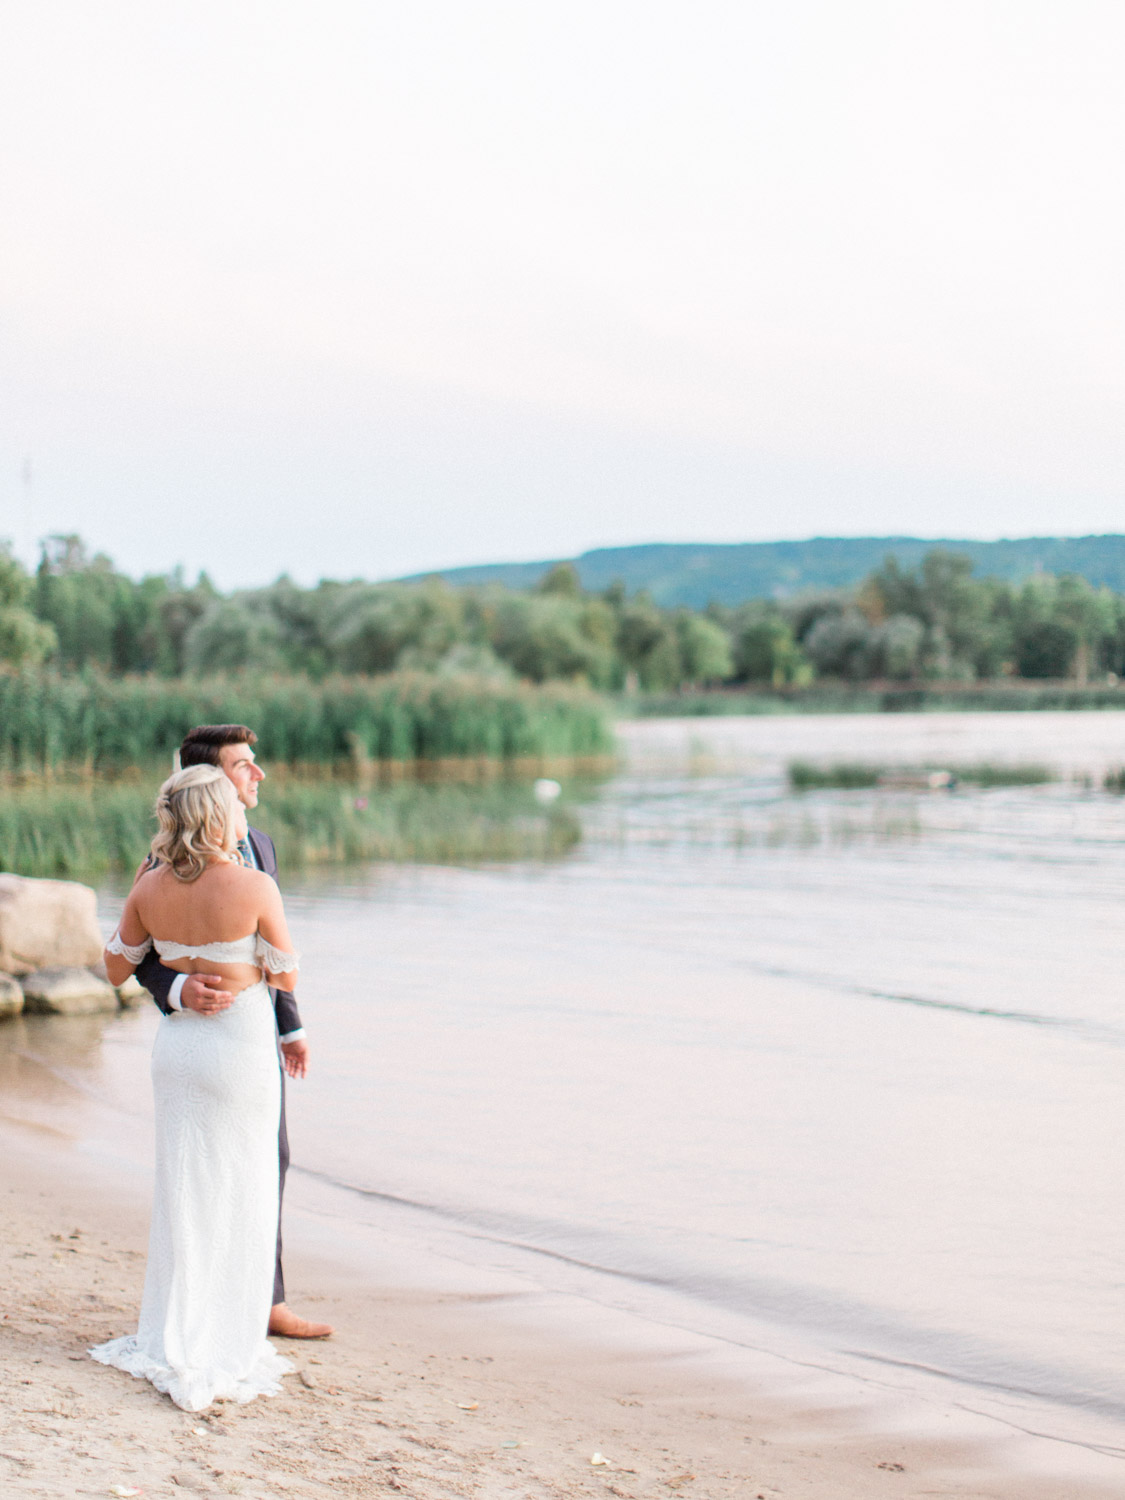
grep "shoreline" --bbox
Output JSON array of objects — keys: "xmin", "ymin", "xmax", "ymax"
[{"xmin": 2, "ymin": 1122, "xmax": 1121, "ymax": 1499}]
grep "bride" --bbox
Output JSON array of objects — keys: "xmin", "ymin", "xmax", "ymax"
[{"xmin": 92, "ymin": 764, "xmax": 300, "ymax": 1411}]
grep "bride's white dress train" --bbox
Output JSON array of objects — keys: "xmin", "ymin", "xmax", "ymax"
[{"xmin": 91, "ymin": 933, "xmax": 295, "ymax": 1411}]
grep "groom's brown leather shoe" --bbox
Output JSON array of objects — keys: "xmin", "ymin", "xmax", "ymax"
[{"xmin": 268, "ymin": 1303, "xmax": 334, "ymax": 1339}]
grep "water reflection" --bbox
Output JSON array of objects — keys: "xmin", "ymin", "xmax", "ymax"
[{"xmin": 0, "ymin": 1009, "xmax": 154, "ymax": 1139}]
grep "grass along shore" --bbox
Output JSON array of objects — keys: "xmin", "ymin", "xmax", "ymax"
[
  {"xmin": 624, "ymin": 680, "xmax": 1125, "ymax": 716},
  {"xmin": 0, "ymin": 776, "xmax": 586, "ymax": 880},
  {"xmin": 787, "ymin": 760, "xmax": 1058, "ymax": 790},
  {"xmin": 785, "ymin": 760, "xmax": 1125, "ymax": 792}
]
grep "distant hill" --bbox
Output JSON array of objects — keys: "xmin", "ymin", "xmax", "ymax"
[{"xmin": 397, "ymin": 535, "xmax": 1125, "ymax": 608}]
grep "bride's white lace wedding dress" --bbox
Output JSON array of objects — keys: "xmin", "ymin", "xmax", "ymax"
[{"xmin": 91, "ymin": 932, "xmax": 297, "ymax": 1411}]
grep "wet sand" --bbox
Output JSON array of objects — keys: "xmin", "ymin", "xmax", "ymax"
[{"xmin": 2, "ymin": 1125, "xmax": 1119, "ymax": 1500}]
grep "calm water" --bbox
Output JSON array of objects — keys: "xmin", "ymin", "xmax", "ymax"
[{"xmin": 3, "ymin": 712, "xmax": 1123, "ymax": 1447}]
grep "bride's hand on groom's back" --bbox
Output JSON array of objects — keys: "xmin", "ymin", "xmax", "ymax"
[{"xmin": 181, "ymin": 974, "xmax": 236, "ymax": 1015}]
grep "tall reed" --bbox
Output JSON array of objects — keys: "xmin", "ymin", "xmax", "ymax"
[
  {"xmin": 0, "ymin": 778, "xmax": 584, "ymax": 879},
  {"xmin": 0, "ymin": 671, "xmax": 614, "ymax": 773}
]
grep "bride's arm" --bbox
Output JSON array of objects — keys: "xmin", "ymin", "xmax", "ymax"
[
  {"xmin": 255, "ymin": 878, "xmax": 300, "ymax": 992},
  {"xmin": 104, "ymin": 888, "xmax": 153, "ymax": 986}
]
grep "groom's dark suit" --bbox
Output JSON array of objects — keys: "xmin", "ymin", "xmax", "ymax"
[{"xmin": 135, "ymin": 824, "xmax": 300, "ymax": 1307}]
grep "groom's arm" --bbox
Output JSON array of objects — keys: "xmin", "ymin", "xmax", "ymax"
[
  {"xmin": 274, "ymin": 986, "xmax": 304, "ymax": 1040},
  {"xmin": 130, "ymin": 856, "xmax": 179, "ymax": 1017},
  {"xmin": 136, "ymin": 946, "xmax": 178, "ymax": 1017}
]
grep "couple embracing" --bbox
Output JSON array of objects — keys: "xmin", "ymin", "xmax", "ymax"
[{"xmin": 92, "ymin": 724, "xmax": 331, "ymax": 1412}]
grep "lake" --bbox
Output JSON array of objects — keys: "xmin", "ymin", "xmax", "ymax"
[{"xmin": 4, "ymin": 710, "xmax": 1123, "ymax": 1453}]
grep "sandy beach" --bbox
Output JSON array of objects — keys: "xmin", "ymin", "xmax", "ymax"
[{"xmin": 1, "ymin": 1124, "xmax": 1119, "ymax": 1500}]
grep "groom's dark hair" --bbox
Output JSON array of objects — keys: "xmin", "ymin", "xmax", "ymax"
[{"xmin": 180, "ymin": 724, "xmax": 258, "ymax": 769}]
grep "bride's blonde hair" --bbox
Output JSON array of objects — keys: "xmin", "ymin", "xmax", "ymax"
[{"xmin": 150, "ymin": 765, "xmax": 239, "ymax": 882}]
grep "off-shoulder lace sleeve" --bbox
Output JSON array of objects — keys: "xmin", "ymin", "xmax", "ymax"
[
  {"xmin": 255, "ymin": 935, "xmax": 300, "ymax": 975},
  {"xmin": 106, "ymin": 929, "xmax": 153, "ymax": 964}
]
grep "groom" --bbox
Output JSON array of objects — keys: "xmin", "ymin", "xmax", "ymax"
[{"xmin": 136, "ymin": 723, "xmax": 333, "ymax": 1340}]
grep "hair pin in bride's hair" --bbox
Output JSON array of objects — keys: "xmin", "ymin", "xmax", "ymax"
[{"xmin": 172, "ymin": 750, "xmax": 182, "ymax": 771}]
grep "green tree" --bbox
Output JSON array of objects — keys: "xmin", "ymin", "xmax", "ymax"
[
  {"xmin": 0, "ymin": 545, "xmax": 56, "ymax": 666},
  {"xmin": 616, "ymin": 593, "xmax": 681, "ymax": 690},
  {"xmin": 674, "ymin": 612, "xmax": 733, "ymax": 687},
  {"xmin": 323, "ymin": 582, "xmax": 463, "ymax": 674},
  {"xmin": 1103, "ymin": 595, "xmax": 1125, "ymax": 678},
  {"xmin": 1013, "ymin": 616, "xmax": 1076, "ymax": 679},
  {"xmin": 538, "ymin": 561, "xmax": 582, "ymax": 597},
  {"xmin": 31, "ymin": 534, "xmax": 177, "ymax": 673},
  {"xmin": 156, "ymin": 572, "xmax": 219, "ymax": 675},
  {"xmin": 865, "ymin": 550, "xmax": 1027, "ymax": 679},
  {"xmin": 246, "ymin": 576, "xmax": 333, "ymax": 676},
  {"xmin": 35, "ymin": 535, "xmax": 118, "ymax": 669},
  {"xmin": 184, "ymin": 598, "xmax": 286, "ymax": 673},
  {"xmin": 732, "ymin": 609, "xmax": 810, "ymax": 685},
  {"xmin": 784, "ymin": 590, "xmax": 849, "ymax": 646},
  {"xmin": 1007, "ymin": 575, "xmax": 1113, "ymax": 680},
  {"xmin": 803, "ymin": 608, "xmax": 876, "ymax": 679},
  {"xmin": 1051, "ymin": 574, "xmax": 1116, "ymax": 683},
  {"xmin": 871, "ymin": 614, "xmax": 926, "ymax": 679},
  {"xmin": 488, "ymin": 594, "xmax": 614, "ymax": 685}
]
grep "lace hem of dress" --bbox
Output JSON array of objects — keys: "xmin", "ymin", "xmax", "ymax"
[
  {"xmin": 90, "ymin": 1335, "xmax": 292, "ymax": 1412},
  {"xmin": 105, "ymin": 930, "xmax": 153, "ymax": 964}
]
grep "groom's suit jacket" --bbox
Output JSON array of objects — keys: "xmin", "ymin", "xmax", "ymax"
[{"xmin": 135, "ymin": 825, "xmax": 303, "ymax": 1038}]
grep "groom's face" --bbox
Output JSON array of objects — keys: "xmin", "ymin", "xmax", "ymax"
[{"xmin": 219, "ymin": 743, "xmax": 265, "ymax": 810}]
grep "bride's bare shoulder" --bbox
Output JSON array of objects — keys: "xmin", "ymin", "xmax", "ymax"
[
  {"xmin": 135, "ymin": 862, "xmax": 175, "ymax": 896},
  {"xmin": 132, "ymin": 862, "xmax": 184, "ymax": 921},
  {"xmin": 207, "ymin": 862, "xmax": 275, "ymax": 897},
  {"xmin": 246, "ymin": 867, "xmax": 281, "ymax": 899},
  {"xmin": 228, "ymin": 866, "xmax": 283, "ymax": 911}
]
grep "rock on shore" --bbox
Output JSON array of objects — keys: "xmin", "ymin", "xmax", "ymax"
[
  {"xmin": 115, "ymin": 974, "xmax": 149, "ymax": 1008},
  {"xmin": 0, "ymin": 972, "xmax": 22, "ymax": 1019},
  {"xmin": 0, "ymin": 874, "xmax": 103, "ymax": 975},
  {"xmin": 20, "ymin": 966, "xmax": 119, "ymax": 1015}
]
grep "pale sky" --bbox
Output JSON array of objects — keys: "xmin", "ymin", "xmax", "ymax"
[{"xmin": 2, "ymin": 1, "xmax": 1123, "ymax": 588}]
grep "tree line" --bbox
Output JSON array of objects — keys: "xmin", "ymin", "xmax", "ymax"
[{"xmin": 2, "ymin": 535, "xmax": 1123, "ymax": 688}]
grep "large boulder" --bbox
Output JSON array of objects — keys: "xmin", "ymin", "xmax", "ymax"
[
  {"xmin": 0, "ymin": 875, "xmax": 104, "ymax": 976},
  {"xmin": 20, "ymin": 966, "xmax": 118, "ymax": 1016},
  {"xmin": 0, "ymin": 973, "xmax": 22, "ymax": 1020}
]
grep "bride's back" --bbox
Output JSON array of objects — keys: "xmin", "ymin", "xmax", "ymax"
[{"xmin": 136, "ymin": 861, "xmax": 269, "ymax": 947}]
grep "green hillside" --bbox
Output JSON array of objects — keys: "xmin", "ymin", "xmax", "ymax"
[{"xmin": 402, "ymin": 535, "xmax": 1125, "ymax": 607}]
